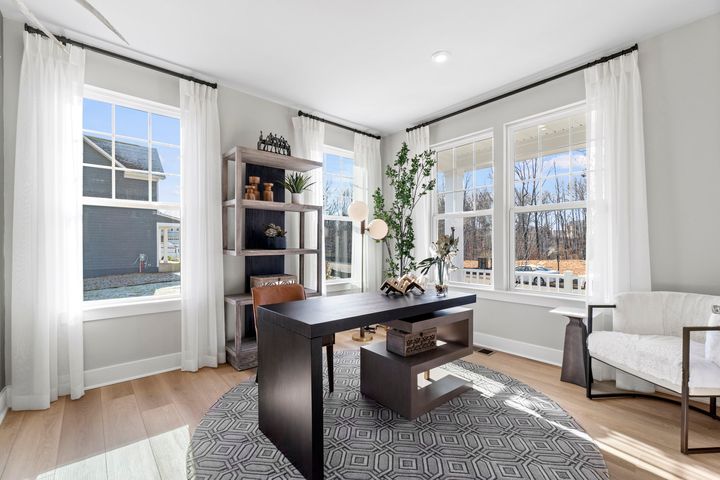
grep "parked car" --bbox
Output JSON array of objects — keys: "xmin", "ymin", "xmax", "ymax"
[{"xmin": 515, "ymin": 265, "xmax": 559, "ymax": 286}]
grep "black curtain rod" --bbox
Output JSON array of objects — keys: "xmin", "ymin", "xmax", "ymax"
[
  {"xmin": 298, "ymin": 110, "xmax": 381, "ymax": 140},
  {"xmin": 406, "ymin": 44, "xmax": 639, "ymax": 132},
  {"xmin": 24, "ymin": 24, "xmax": 218, "ymax": 89}
]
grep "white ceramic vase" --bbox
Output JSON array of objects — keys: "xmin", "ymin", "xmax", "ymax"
[{"xmin": 291, "ymin": 193, "xmax": 303, "ymax": 204}]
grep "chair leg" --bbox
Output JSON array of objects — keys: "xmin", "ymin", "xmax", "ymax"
[{"xmin": 326, "ymin": 344, "xmax": 334, "ymax": 393}]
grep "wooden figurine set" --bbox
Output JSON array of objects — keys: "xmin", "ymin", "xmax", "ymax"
[{"xmin": 244, "ymin": 176, "xmax": 275, "ymax": 202}]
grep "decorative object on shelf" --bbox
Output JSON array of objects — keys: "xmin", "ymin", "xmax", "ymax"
[
  {"xmin": 250, "ymin": 273, "xmax": 297, "ymax": 289},
  {"xmin": 264, "ymin": 223, "xmax": 287, "ymax": 249},
  {"xmin": 386, "ymin": 327, "xmax": 437, "ymax": 357},
  {"xmin": 281, "ymin": 172, "xmax": 315, "ymax": 204},
  {"xmin": 372, "ymin": 142, "xmax": 437, "ymax": 277},
  {"xmin": 418, "ymin": 226, "xmax": 459, "ymax": 297},
  {"xmin": 380, "ymin": 273, "xmax": 425, "ymax": 296},
  {"xmin": 247, "ymin": 176, "xmax": 261, "ymax": 200},
  {"xmin": 262, "ymin": 182, "xmax": 274, "ymax": 202},
  {"xmin": 257, "ymin": 131, "xmax": 291, "ymax": 156},
  {"xmin": 348, "ymin": 200, "xmax": 389, "ymax": 342}
]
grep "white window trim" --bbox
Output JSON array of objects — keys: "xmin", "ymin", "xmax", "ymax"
[
  {"xmin": 505, "ymin": 102, "xmax": 587, "ymax": 298},
  {"xmin": 431, "ymin": 129, "xmax": 495, "ymax": 289},
  {"xmin": 323, "ymin": 145, "xmax": 357, "ymax": 286},
  {"xmin": 82, "ymin": 86, "xmax": 182, "ymax": 319}
]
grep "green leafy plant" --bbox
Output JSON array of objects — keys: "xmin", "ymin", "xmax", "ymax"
[
  {"xmin": 264, "ymin": 223, "xmax": 286, "ymax": 237},
  {"xmin": 280, "ymin": 172, "xmax": 315, "ymax": 193},
  {"xmin": 372, "ymin": 142, "xmax": 437, "ymax": 277}
]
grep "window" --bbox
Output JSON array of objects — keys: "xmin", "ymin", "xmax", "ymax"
[
  {"xmin": 508, "ymin": 105, "xmax": 587, "ymax": 295},
  {"xmin": 323, "ymin": 147, "xmax": 355, "ymax": 282},
  {"xmin": 82, "ymin": 87, "xmax": 181, "ymax": 302},
  {"xmin": 433, "ymin": 132, "xmax": 494, "ymax": 286}
]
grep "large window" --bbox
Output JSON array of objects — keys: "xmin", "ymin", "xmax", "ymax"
[
  {"xmin": 433, "ymin": 132, "xmax": 494, "ymax": 285},
  {"xmin": 508, "ymin": 105, "xmax": 587, "ymax": 294},
  {"xmin": 323, "ymin": 147, "xmax": 355, "ymax": 282},
  {"xmin": 82, "ymin": 87, "xmax": 181, "ymax": 302}
]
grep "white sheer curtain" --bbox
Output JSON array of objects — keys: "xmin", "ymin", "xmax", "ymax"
[
  {"xmin": 353, "ymin": 134, "xmax": 383, "ymax": 291},
  {"xmin": 407, "ymin": 126, "xmax": 431, "ymax": 264},
  {"xmin": 179, "ymin": 79, "xmax": 225, "ymax": 371},
  {"xmin": 585, "ymin": 51, "xmax": 653, "ymax": 390},
  {"xmin": 11, "ymin": 32, "xmax": 86, "ymax": 409},
  {"xmin": 292, "ymin": 117, "xmax": 325, "ymax": 292}
]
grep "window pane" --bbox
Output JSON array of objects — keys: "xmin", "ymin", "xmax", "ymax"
[
  {"xmin": 437, "ymin": 149, "xmax": 453, "ymax": 192},
  {"xmin": 539, "ymin": 117, "xmax": 570, "ymax": 157},
  {"xmin": 457, "ymin": 215, "xmax": 492, "ymax": 285},
  {"xmin": 83, "ymin": 99, "xmax": 111, "ymax": 133},
  {"xmin": 474, "ymin": 167, "xmax": 493, "ymax": 188},
  {"xmin": 116, "ymin": 106, "xmax": 148, "ymax": 139},
  {"xmin": 157, "ymin": 173, "xmax": 181, "ymax": 204},
  {"xmin": 115, "ymin": 138, "xmax": 149, "ymax": 171},
  {"xmin": 455, "ymin": 143, "xmax": 473, "ymax": 191},
  {"xmin": 152, "ymin": 114, "xmax": 180, "ymax": 145},
  {"xmin": 116, "ymin": 169, "xmax": 149, "ymax": 201},
  {"xmin": 83, "ymin": 166, "xmax": 112, "ymax": 198},
  {"xmin": 514, "ymin": 208, "xmax": 586, "ymax": 293},
  {"xmin": 83, "ymin": 205, "xmax": 181, "ymax": 301},
  {"xmin": 324, "ymin": 154, "xmax": 342, "ymax": 175},
  {"xmin": 542, "ymin": 152, "xmax": 571, "ymax": 177},
  {"xmin": 83, "ymin": 134, "xmax": 112, "ymax": 166},
  {"xmin": 324, "ymin": 219, "xmax": 352, "ymax": 280},
  {"xmin": 476, "ymin": 137, "xmax": 493, "ymax": 169},
  {"xmin": 514, "ymin": 125, "xmax": 539, "ymax": 162},
  {"xmin": 437, "ymin": 193, "xmax": 452, "ymax": 214},
  {"xmin": 324, "ymin": 176, "xmax": 352, "ymax": 216},
  {"xmin": 540, "ymin": 175, "xmax": 570, "ymax": 204},
  {"xmin": 571, "ymin": 174, "xmax": 586, "ymax": 201},
  {"xmin": 473, "ymin": 187, "xmax": 493, "ymax": 210},
  {"xmin": 514, "ymin": 180, "xmax": 541, "ymax": 206},
  {"xmin": 154, "ymin": 145, "xmax": 180, "ymax": 175}
]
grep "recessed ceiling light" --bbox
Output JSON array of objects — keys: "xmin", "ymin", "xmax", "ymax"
[{"xmin": 431, "ymin": 50, "xmax": 451, "ymax": 64}]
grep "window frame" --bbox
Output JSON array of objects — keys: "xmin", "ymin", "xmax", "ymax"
[
  {"xmin": 431, "ymin": 129, "xmax": 495, "ymax": 289},
  {"xmin": 82, "ymin": 85, "xmax": 182, "ymax": 318},
  {"xmin": 505, "ymin": 102, "xmax": 587, "ymax": 297},
  {"xmin": 322, "ymin": 145, "xmax": 356, "ymax": 286}
]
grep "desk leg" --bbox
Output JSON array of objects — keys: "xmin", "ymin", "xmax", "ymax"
[
  {"xmin": 258, "ymin": 319, "xmax": 323, "ymax": 479},
  {"xmin": 560, "ymin": 316, "xmax": 588, "ymax": 387}
]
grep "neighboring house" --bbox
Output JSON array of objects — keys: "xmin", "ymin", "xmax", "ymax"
[{"xmin": 83, "ymin": 135, "xmax": 180, "ymax": 278}]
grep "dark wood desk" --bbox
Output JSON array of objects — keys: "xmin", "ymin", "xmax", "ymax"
[{"xmin": 256, "ymin": 291, "xmax": 477, "ymax": 480}]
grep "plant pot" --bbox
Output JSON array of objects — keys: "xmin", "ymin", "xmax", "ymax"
[
  {"xmin": 291, "ymin": 193, "xmax": 303, "ymax": 204},
  {"xmin": 266, "ymin": 236, "xmax": 287, "ymax": 250}
]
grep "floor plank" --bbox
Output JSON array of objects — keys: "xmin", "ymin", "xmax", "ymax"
[
  {"xmin": 55, "ymin": 388, "xmax": 105, "ymax": 469},
  {"xmin": 0, "ymin": 410, "xmax": 25, "ymax": 476}
]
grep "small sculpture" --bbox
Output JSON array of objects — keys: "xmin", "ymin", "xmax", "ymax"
[
  {"xmin": 263, "ymin": 183, "xmax": 274, "ymax": 202},
  {"xmin": 257, "ymin": 130, "xmax": 291, "ymax": 156},
  {"xmin": 380, "ymin": 273, "xmax": 426, "ymax": 296}
]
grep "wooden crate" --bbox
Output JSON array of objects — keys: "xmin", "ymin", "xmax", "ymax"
[
  {"xmin": 386, "ymin": 327, "xmax": 437, "ymax": 357},
  {"xmin": 250, "ymin": 274, "xmax": 297, "ymax": 289}
]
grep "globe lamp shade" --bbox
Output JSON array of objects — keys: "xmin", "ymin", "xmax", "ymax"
[
  {"xmin": 348, "ymin": 201, "xmax": 369, "ymax": 222},
  {"xmin": 367, "ymin": 219, "xmax": 389, "ymax": 240}
]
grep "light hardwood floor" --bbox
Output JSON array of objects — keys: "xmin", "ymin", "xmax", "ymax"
[{"xmin": 0, "ymin": 329, "xmax": 718, "ymax": 479}]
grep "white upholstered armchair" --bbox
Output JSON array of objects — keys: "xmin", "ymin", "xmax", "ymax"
[{"xmin": 586, "ymin": 292, "xmax": 720, "ymax": 454}]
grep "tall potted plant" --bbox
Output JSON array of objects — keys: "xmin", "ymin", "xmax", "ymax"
[{"xmin": 372, "ymin": 142, "xmax": 437, "ymax": 277}]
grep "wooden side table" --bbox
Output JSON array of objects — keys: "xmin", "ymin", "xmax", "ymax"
[{"xmin": 550, "ymin": 307, "xmax": 589, "ymax": 387}]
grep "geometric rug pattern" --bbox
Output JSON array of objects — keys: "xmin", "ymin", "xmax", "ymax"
[{"xmin": 187, "ymin": 350, "xmax": 608, "ymax": 479}]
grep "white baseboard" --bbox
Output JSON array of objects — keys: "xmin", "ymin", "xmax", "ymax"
[
  {"xmin": 473, "ymin": 332, "xmax": 563, "ymax": 367},
  {"xmin": 84, "ymin": 352, "xmax": 181, "ymax": 390},
  {"xmin": 0, "ymin": 386, "xmax": 8, "ymax": 425}
]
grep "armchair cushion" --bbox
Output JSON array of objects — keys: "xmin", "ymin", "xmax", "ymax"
[
  {"xmin": 707, "ymin": 307, "xmax": 720, "ymax": 368},
  {"xmin": 588, "ymin": 331, "xmax": 720, "ymax": 396}
]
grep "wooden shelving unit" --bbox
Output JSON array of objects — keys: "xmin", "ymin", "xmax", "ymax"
[{"xmin": 221, "ymin": 146, "xmax": 324, "ymax": 370}]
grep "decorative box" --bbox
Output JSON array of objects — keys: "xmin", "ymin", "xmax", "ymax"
[
  {"xmin": 386, "ymin": 327, "xmax": 437, "ymax": 357},
  {"xmin": 250, "ymin": 274, "xmax": 297, "ymax": 289}
]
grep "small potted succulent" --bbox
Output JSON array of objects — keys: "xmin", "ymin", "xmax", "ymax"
[
  {"xmin": 280, "ymin": 172, "xmax": 315, "ymax": 204},
  {"xmin": 264, "ymin": 223, "xmax": 287, "ymax": 249},
  {"xmin": 417, "ymin": 227, "xmax": 459, "ymax": 296}
]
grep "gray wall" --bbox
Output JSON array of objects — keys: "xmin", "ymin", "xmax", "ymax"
[
  {"xmin": 382, "ymin": 13, "xmax": 720, "ymax": 358},
  {"xmin": 1, "ymin": 17, "xmax": 353, "ymax": 376}
]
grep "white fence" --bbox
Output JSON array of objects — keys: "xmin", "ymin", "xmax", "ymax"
[{"xmin": 463, "ymin": 269, "xmax": 586, "ymax": 294}]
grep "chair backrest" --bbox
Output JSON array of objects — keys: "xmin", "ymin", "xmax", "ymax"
[
  {"xmin": 615, "ymin": 291, "xmax": 720, "ymax": 338},
  {"xmin": 251, "ymin": 284, "xmax": 306, "ymax": 337}
]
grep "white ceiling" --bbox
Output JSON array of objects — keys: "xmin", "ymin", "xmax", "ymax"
[{"xmin": 2, "ymin": 0, "xmax": 719, "ymax": 134}]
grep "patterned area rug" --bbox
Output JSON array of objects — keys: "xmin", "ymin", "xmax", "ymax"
[{"xmin": 187, "ymin": 351, "xmax": 608, "ymax": 479}]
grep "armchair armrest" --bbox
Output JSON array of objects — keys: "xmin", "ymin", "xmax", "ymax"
[
  {"xmin": 682, "ymin": 325, "xmax": 720, "ymax": 393},
  {"xmin": 587, "ymin": 304, "xmax": 616, "ymax": 334}
]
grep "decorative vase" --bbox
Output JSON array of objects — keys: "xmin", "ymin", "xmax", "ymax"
[
  {"xmin": 266, "ymin": 236, "xmax": 287, "ymax": 250},
  {"xmin": 291, "ymin": 193, "xmax": 302, "ymax": 204},
  {"xmin": 435, "ymin": 263, "xmax": 449, "ymax": 297}
]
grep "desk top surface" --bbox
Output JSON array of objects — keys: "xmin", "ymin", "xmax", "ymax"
[{"xmin": 258, "ymin": 291, "xmax": 476, "ymax": 338}]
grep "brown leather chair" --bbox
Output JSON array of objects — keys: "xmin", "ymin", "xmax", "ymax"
[{"xmin": 251, "ymin": 284, "xmax": 335, "ymax": 392}]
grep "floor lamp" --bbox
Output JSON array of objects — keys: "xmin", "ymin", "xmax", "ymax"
[{"xmin": 348, "ymin": 200, "xmax": 388, "ymax": 342}]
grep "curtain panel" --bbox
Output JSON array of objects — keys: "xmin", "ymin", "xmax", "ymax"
[
  {"xmin": 407, "ymin": 126, "xmax": 432, "ymax": 264},
  {"xmin": 179, "ymin": 79, "xmax": 225, "ymax": 371},
  {"xmin": 353, "ymin": 134, "xmax": 383, "ymax": 291},
  {"xmin": 11, "ymin": 32, "xmax": 86, "ymax": 409}
]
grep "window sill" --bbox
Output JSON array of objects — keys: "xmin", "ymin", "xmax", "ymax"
[
  {"xmin": 447, "ymin": 282, "xmax": 586, "ymax": 309},
  {"xmin": 83, "ymin": 296, "xmax": 181, "ymax": 321}
]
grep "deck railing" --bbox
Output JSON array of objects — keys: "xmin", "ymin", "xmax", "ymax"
[{"xmin": 462, "ymin": 269, "xmax": 586, "ymax": 294}]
